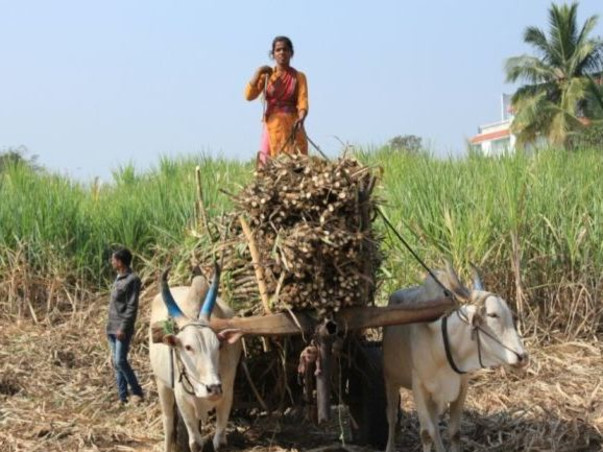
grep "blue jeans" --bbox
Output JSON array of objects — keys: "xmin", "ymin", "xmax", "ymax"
[{"xmin": 107, "ymin": 333, "xmax": 143, "ymax": 402}]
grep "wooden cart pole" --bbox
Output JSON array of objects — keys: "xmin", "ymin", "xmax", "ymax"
[
  {"xmin": 240, "ymin": 216, "xmax": 273, "ymax": 352},
  {"xmin": 316, "ymin": 319, "xmax": 338, "ymax": 423},
  {"xmin": 239, "ymin": 216, "xmax": 272, "ymax": 315}
]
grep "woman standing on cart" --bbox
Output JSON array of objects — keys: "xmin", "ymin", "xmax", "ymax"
[{"xmin": 245, "ymin": 36, "xmax": 309, "ymax": 166}]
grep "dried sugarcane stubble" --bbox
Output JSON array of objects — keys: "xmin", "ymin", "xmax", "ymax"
[{"xmin": 194, "ymin": 154, "xmax": 384, "ymax": 317}]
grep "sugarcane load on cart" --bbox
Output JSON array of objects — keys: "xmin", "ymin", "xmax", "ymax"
[{"xmin": 218, "ymin": 154, "xmax": 383, "ymax": 316}]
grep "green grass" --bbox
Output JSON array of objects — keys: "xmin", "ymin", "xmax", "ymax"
[
  {"xmin": 1, "ymin": 148, "xmax": 601, "ymax": 340},
  {"xmin": 361, "ymin": 147, "xmax": 602, "ymax": 340}
]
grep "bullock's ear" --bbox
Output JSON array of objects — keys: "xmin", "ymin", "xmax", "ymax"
[
  {"xmin": 163, "ymin": 334, "xmax": 181, "ymax": 347},
  {"xmin": 217, "ymin": 329, "xmax": 244, "ymax": 345},
  {"xmin": 151, "ymin": 321, "xmax": 180, "ymax": 344}
]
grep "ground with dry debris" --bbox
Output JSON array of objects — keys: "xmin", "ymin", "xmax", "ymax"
[{"xmin": 1, "ymin": 291, "xmax": 602, "ymax": 452}]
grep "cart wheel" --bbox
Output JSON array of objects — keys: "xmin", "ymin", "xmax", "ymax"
[{"xmin": 347, "ymin": 343, "xmax": 388, "ymax": 450}]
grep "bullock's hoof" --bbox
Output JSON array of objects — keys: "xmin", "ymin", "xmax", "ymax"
[
  {"xmin": 189, "ymin": 443, "xmax": 203, "ymax": 452},
  {"xmin": 212, "ymin": 436, "xmax": 227, "ymax": 451},
  {"xmin": 190, "ymin": 438, "xmax": 216, "ymax": 452}
]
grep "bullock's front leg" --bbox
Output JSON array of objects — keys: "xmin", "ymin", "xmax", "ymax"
[
  {"xmin": 156, "ymin": 379, "xmax": 177, "ymax": 452},
  {"xmin": 212, "ymin": 344, "xmax": 241, "ymax": 451},
  {"xmin": 413, "ymin": 381, "xmax": 445, "ymax": 452},
  {"xmin": 384, "ymin": 380, "xmax": 401, "ymax": 452},
  {"xmin": 212, "ymin": 391, "xmax": 234, "ymax": 450},
  {"xmin": 175, "ymin": 390, "xmax": 205, "ymax": 452},
  {"xmin": 448, "ymin": 378, "xmax": 468, "ymax": 452}
]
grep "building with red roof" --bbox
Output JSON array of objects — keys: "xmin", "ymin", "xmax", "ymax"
[{"xmin": 470, "ymin": 94, "xmax": 516, "ymax": 155}]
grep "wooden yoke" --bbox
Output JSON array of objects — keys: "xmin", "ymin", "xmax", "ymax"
[
  {"xmin": 204, "ymin": 295, "xmax": 454, "ymax": 336},
  {"xmin": 151, "ymin": 296, "xmax": 454, "ymax": 342}
]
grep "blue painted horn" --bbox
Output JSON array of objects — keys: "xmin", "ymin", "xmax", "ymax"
[
  {"xmin": 470, "ymin": 263, "xmax": 485, "ymax": 291},
  {"xmin": 199, "ymin": 261, "xmax": 221, "ymax": 321},
  {"xmin": 161, "ymin": 267, "xmax": 186, "ymax": 319}
]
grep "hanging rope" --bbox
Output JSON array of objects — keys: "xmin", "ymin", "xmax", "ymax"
[{"xmin": 301, "ymin": 129, "xmax": 457, "ymax": 302}]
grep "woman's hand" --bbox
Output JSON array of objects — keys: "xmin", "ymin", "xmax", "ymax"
[
  {"xmin": 295, "ymin": 109, "xmax": 307, "ymax": 128},
  {"xmin": 251, "ymin": 66, "xmax": 273, "ymax": 85},
  {"xmin": 257, "ymin": 65, "xmax": 273, "ymax": 76}
]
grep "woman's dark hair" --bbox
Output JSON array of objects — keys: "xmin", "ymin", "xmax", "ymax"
[
  {"xmin": 270, "ymin": 36, "xmax": 294, "ymax": 58},
  {"xmin": 113, "ymin": 247, "xmax": 133, "ymax": 267}
]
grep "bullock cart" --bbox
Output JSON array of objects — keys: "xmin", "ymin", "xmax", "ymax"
[
  {"xmin": 151, "ymin": 154, "xmax": 455, "ymax": 450},
  {"xmin": 152, "ymin": 271, "xmax": 454, "ymax": 450},
  {"xmin": 215, "ymin": 291, "xmax": 453, "ymax": 446}
]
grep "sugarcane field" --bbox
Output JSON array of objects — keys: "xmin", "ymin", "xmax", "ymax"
[
  {"xmin": 1, "ymin": 150, "xmax": 602, "ymax": 452},
  {"xmin": 2, "ymin": 3, "xmax": 603, "ymax": 451}
]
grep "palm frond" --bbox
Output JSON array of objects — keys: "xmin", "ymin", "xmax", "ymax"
[
  {"xmin": 524, "ymin": 26, "xmax": 552, "ymax": 58},
  {"xmin": 548, "ymin": 3, "xmax": 579, "ymax": 70},
  {"xmin": 561, "ymin": 77, "xmax": 589, "ymax": 113},
  {"xmin": 511, "ymin": 82, "xmax": 556, "ymax": 106},
  {"xmin": 505, "ymin": 55, "xmax": 554, "ymax": 84},
  {"xmin": 576, "ymin": 15, "xmax": 599, "ymax": 50},
  {"xmin": 577, "ymin": 39, "xmax": 603, "ymax": 75},
  {"xmin": 511, "ymin": 91, "xmax": 554, "ymax": 145}
]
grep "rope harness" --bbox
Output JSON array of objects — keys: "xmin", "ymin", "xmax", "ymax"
[
  {"xmin": 169, "ymin": 322, "xmax": 217, "ymax": 397},
  {"xmin": 441, "ymin": 294, "xmax": 525, "ymax": 374}
]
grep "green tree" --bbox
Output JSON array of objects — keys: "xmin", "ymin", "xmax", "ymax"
[
  {"xmin": 505, "ymin": 2, "xmax": 603, "ymax": 148},
  {"xmin": 0, "ymin": 146, "xmax": 40, "ymax": 172},
  {"xmin": 387, "ymin": 134, "xmax": 423, "ymax": 154}
]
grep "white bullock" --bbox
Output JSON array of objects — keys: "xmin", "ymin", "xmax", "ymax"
[
  {"xmin": 383, "ymin": 264, "xmax": 528, "ymax": 452},
  {"xmin": 149, "ymin": 265, "xmax": 242, "ymax": 452}
]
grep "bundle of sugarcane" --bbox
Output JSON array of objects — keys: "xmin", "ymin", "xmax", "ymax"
[{"xmin": 196, "ymin": 154, "xmax": 383, "ymax": 317}]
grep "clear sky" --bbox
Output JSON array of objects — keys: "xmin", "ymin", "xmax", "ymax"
[{"xmin": 1, "ymin": 0, "xmax": 601, "ymax": 181}]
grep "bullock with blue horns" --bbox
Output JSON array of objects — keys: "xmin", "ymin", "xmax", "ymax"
[{"xmin": 149, "ymin": 263, "xmax": 243, "ymax": 452}]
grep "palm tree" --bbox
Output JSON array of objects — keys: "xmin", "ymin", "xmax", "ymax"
[{"xmin": 505, "ymin": 2, "xmax": 603, "ymax": 148}]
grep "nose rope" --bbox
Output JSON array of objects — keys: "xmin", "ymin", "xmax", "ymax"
[
  {"xmin": 455, "ymin": 307, "xmax": 525, "ymax": 360},
  {"xmin": 471, "ymin": 320, "xmax": 525, "ymax": 359},
  {"xmin": 173, "ymin": 323, "xmax": 220, "ymax": 397},
  {"xmin": 175, "ymin": 353, "xmax": 219, "ymax": 397},
  {"xmin": 177, "ymin": 362, "xmax": 197, "ymax": 396},
  {"xmin": 443, "ymin": 301, "xmax": 525, "ymax": 375}
]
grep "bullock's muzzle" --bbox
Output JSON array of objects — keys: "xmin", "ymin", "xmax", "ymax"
[
  {"xmin": 511, "ymin": 352, "xmax": 529, "ymax": 369},
  {"xmin": 205, "ymin": 384, "xmax": 223, "ymax": 400}
]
